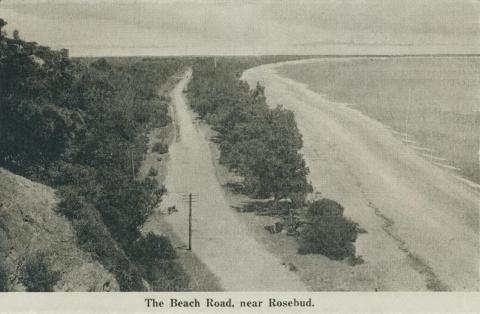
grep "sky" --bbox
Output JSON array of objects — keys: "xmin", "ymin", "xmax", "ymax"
[{"xmin": 1, "ymin": 0, "xmax": 479, "ymax": 56}]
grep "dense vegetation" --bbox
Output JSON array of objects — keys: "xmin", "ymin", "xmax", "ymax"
[
  {"xmin": 298, "ymin": 199, "xmax": 360, "ymax": 260},
  {"xmin": 187, "ymin": 58, "xmax": 312, "ymax": 206},
  {"xmin": 131, "ymin": 233, "xmax": 188, "ymax": 290},
  {"xmin": 0, "ymin": 263, "xmax": 8, "ymax": 292},
  {"xmin": 188, "ymin": 58, "xmax": 361, "ymax": 261},
  {"xmin": 0, "ymin": 19, "xmax": 187, "ymax": 291}
]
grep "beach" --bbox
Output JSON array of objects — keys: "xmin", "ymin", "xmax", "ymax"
[{"xmin": 242, "ymin": 60, "xmax": 479, "ymax": 290}]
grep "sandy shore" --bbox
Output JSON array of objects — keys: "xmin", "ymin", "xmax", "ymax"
[{"xmin": 242, "ymin": 61, "xmax": 479, "ymax": 291}]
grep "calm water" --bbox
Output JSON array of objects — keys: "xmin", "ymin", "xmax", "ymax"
[{"xmin": 278, "ymin": 57, "xmax": 480, "ymax": 184}]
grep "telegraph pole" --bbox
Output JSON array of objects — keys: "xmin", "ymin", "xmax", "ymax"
[
  {"xmin": 188, "ymin": 193, "xmax": 192, "ymax": 250},
  {"xmin": 179, "ymin": 192, "xmax": 197, "ymax": 251}
]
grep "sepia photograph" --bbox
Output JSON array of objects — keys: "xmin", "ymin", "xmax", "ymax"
[{"xmin": 0, "ymin": 0, "xmax": 478, "ymax": 307}]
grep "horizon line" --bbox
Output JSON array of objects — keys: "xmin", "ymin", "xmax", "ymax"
[{"xmin": 71, "ymin": 53, "xmax": 480, "ymax": 59}]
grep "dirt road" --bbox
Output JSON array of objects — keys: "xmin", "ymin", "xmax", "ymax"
[
  {"xmin": 150, "ymin": 70, "xmax": 307, "ymax": 291},
  {"xmin": 243, "ymin": 61, "xmax": 479, "ymax": 291}
]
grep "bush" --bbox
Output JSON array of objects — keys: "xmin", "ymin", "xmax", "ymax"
[
  {"xmin": 0, "ymin": 263, "xmax": 8, "ymax": 292},
  {"xmin": 110, "ymin": 255, "xmax": 145, "ymax": 291},
  {"xmin": 149, "ymin": 260, "xmax": 189, "ymax": 291},
  {"xmin": 308, "ymin": 198, "xmax": 344, "ymax": 217},
  {"xmin": 148, "ymin": 166, "xmax": 158, "ymax": 177},
  {"xmin": 56, "ymin": 187, "xmax": 89, "ymax": 220},
  {"xmin": 74, "ymin": 217, "xmax": 144, "ymax": 291},
  {"xmin": 130, "ymin": 233, "xmax": 181, "ymax": 288},
  {"xmin": 20, "ymin": 252, "xmax": 61, "ymax": 292},
  {"xmin": 0, "ymin": 228, "xmax": 9, "ymax": 291},
  {"xmin": 75, "ymin": 217, "xmax": 114, "ymax": 260},
  {"xmin": 298, "ymin": 199, "xmax": 360, "ymax": 260},
  {"xmin": 131, "ymin": 233, "xmax": 176, "ymax": 265},
  {"xmin": 152, "ymin": 142, "xmax": 168, "ymax": 154}
]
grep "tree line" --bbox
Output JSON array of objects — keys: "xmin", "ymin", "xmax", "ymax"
[
  {"xmin": 187, "ymin": 58, "xmax": 362, "ymax": 262},
  {"xmin": 187, "ymin": 58, "xmax": 312, "ymax": 207},
  {"xmin": 0, "ymin": 19, "xmax": 188, "ymax": 291}
]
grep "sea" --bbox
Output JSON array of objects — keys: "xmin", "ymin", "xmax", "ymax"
[{"xmin": 277, "ymin": 56, "xmax": 480, "ymax": 185}]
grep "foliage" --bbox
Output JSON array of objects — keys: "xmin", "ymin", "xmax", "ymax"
[
  {"xmin": 72, "ymin": 201, "xmax": 144, "ymax": 291},
  {"xmin": 187, "ymin": 59, "xmax": 311, "ymax": 204},
  {"xmin": 149, "ymin": 260, "xmax": 189, "ymax": 291},
  {"xmin": 0, "ymin": 227, "xmax": 8, "ymax": 291},
  {"xmin": 57, "ymin": 186, "xmax": 89, "ymax": 220},
  {"xmin": 148, "ymin": 166, "xmax": 159, "ymax": 176},
  {"xmin": 130, "ymin": 233, "xmax": 189, "ymax": 291},
  {"xmin": 227, "ymin": 106, "xmax": 311, "ymax": 200},
  {"xmin": 0, "ymin": 263, "xmax": 8, "ymax": 292},
  {"xmin": 20, "ymin": 251, "xmax": 61, "ymax": 292},
  {"xmin": 298, "ymin": 199, "xmax": 359, "ymax": 260},
  {"xmin": 0, "ymin": 18, "xmax": 6, "ymax": 38},
  {"xmin": 0, "ymin": 37, "xmax": 82, "ymax": 176},
  {"xmin": 132, "ymin": 233, "xmax": 177, "ymax": 262},
  {"xmin": 0, "ymin": 23, "xmax": 187, "ymax": 291},
  {"xmin": 152, "ymin": 142, "xmax": 169, "ymax": 154},
  {"xmin": 12, "ymin": 29, "xmax": 20, "ymax": 40},
  {"xmin": 96, "ymin": 178, "xmax": 165, "ymax": 248}
]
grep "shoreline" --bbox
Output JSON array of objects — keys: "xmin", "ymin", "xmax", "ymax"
[{"xmin": 244, "ymin": 59, "xmax": 480, "ymax": 193}]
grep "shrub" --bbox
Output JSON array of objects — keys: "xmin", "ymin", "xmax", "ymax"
[
  {"xmin": 130, "ymin": 233, "xmax": 181, "ymax": 288},
  {"xmin": 56, "ymin": 187, "xmax": 89, "ymax": 220},
  {"xmin": 149, "ymin": 260, "xmax": 189, "ymax": 291},
  {"xmin": 111, "ymin": 255, "xmax": 145, "ymax": 291},
  {"xmin": 0, "ymin": 229, "xmax": 9, "ymax": 292},
  {"xmin": 152, "ymin": 142, "xmax": 168, "ymax": 154},
  {"xmin": 131, "ymin": 233, "xmax": 176, "ymax": 265},
  {"xmin": 153, "ymin": 111, "xmax": 172, "ymax": 128},
  {"xmin": 75, "ymin": 217, "xmax": 114, "ymax": 260},
  {"xmin": 74, "ymin": 217, "xmax": 144, "ymax": 291},
  {"xmin": 44, "ymin": 161, "xmax": 96, "ymax": 188},
  {"xmin": 308, "ymin": 198, "xmax": 344, "ymax": 217},
  {"xmin": 298, "ymin": 199, "xmax": 360, "ymax": 260},
  {"xmin": 148, "ymin": 166, "xmax": 158, "ymax": 177},
  {"xmin": 20, "ymin": 252, "xmax": 61, "ymax": 292},
  {"xmin": 0, "ymin": 263, "xmax": 8, "ymax": 292}
]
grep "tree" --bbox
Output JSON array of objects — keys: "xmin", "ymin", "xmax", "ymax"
[
  {"xmin": 187, "ymin": 61, "xmax": 312, "ymax": 206},
  {"xmin": 0, "ymin": 18, "xmax": 6, "ymax": 38},
  {"xmin": 229, "ymin": 106, "xmax": 311, "ymax": 203},
  {"xmin": 13, "ymin": 29, "xmax": 19, "ymax": 40},
  {"xmin": 0, "ymin": 24, "xmax": 185, "ymax": 291},
  {"xmin": 0, "ymin": 37, "xmax": 82, "ymax": 175}
]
